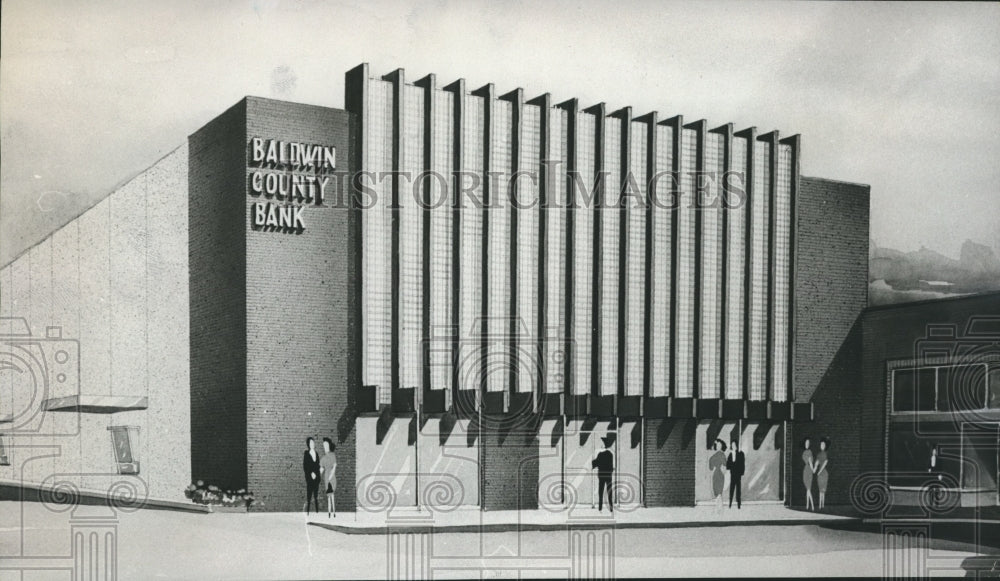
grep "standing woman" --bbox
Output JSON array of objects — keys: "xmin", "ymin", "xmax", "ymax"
[
  {"xmin": 709, "ymin": 439, "xmax": 728, "ymax": 510},
  {"xmin": 816, "ymin": 437, "xmax": 831, "ymax": 511},
  {"xmin": 303, "ymin": 437, "xmax": 321, "ymax": 515},
  {"xmin": 320, "ymin": 437, "xmax": 337, "ymax": 518},
  {"xmin": 802, "ymin": 437, "xmax": 816, "ymax": 511}
]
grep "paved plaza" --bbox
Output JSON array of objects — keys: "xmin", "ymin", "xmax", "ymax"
[{"xmin": 2, "ymin": 501, "xmax": 997, "ymax": 579}]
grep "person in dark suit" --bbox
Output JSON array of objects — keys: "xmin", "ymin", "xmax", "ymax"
[
  {"xmin": 303, "ymin": 437, "xmax": 321, "ymax": 515},
  {"xmin": 726, "ymin": 439, "xmax": 745, "ymax": 509},
  {"xmin": 591, "ymin": 435, "xmax": 615, "ymax": 512}
]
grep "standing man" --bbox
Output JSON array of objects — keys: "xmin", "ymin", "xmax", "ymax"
[
  {"xmin": 591, "ymin": 434, "xmax": 615, "ymax": 513},
  {"xmin": 726, "ymin": 438, "xmax": 745, "ymax": 509},
  {"xmin": 303, "ymin": 437, "xmax": 321, "ymax": 515},
  {"xmin": 320, "ymin": 437, "xmax": 337, "ymax": 518}
]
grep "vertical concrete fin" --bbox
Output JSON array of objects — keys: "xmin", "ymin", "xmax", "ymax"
[
  {"xmin": 779, "ymin": 133, "xmax": 801, "ymax": 404},
  {"xmin": 734, "ymin": 126, "xmax": 756, "ymax": 401},
  {"xmin": 660, "ymin": 115, "xmax": 683, "ymax": 398},
  {"xmin": 757, "ymin": 130, "xmax": 779, "ymax": 401}
]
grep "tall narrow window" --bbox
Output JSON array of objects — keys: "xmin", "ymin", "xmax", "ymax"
[
  {"xmin": 571, "ymin": 111, "xmax": 596, "ymax": 396},
  {"xmin": 699, "ymin": 131, "xmax": 724, "ymax": 398},
  {"xmin": 675, "ymin": 129, "xmax": 697, "ymax": 397},
  {"xmin": 458, "ymin": 94, "xmax": 485, "ymax": 391},
  {"xmin": 747, "ymin": 141, "xmax": 770, "ymax": 400},
  {"xmin": 724, "ymin": 136, "xmax": 748, "ymax": 399},
  {"xmin": 600, "ymin": 118, "xmax": 622, "ymax": 396},
  {"xmin": 428, "ymin": 88, "xmax": 454, "ymax": 392},
  {"xmin": 649, "ymin": 124, "xmax": 673, "ymax": 397},
  {"xmin": 516, "ymin": 105, "xmax": 541, "ymax": 393},
  {"xmin": 398, "ymin": 84, "xmax": 425, "ymax": 391},
  {"xmin": 545, "ymin": 108, "xmax": 568, "ymax": 393},
  {"xmin": 487, "ymin": 98, "xmax": 513, "ymax": 393},
  {"xmin": 362, "ymin": 78, "xmax": 394, "ymax": 404},
  {"xmin": 624, "ymin": 121, "xmax": 647, "ymax": 397},
  {"xmin": 771, "ymin": 143, "xmax": 793, "ymax": 401}
]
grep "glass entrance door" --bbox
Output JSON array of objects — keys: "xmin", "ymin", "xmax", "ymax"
[
  {"xmin": 960, "ymin": 422, "xmax": 999, "ymax": 503},
  {"xmin": 563, "ymin": 425, "xmax": 617, "ymax": 509},
  {"xmin": 588, "ymin": 429, "xmax": 618, "ymax": 509}
]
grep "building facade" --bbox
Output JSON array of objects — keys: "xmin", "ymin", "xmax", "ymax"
[
  {"xmin": 857, "ymin": 293, "xmax": 1000, "ymax": 510},
  {"xmin": 0, "ymin": 145, "xmax": 191, "ymax": 505},
  {"xmin": 1, "ymin": 63, "xmax": 878, "ymax": 512}
]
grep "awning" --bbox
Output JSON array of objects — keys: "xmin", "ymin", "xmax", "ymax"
[{"xmin": 42, "ymin": 395, "xmax": 148, "ymax": 414}]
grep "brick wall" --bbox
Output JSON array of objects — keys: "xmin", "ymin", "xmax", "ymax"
[
  {"xmin": 787, "ymin": 176, "xmax": 869, "ymax": 507},
  {"xmin": 188, "ymin": 101, "xmax": 249, "ymax": 492},
  {"xmin": 243, "ymin": 97, "xmax": 359, "ymax": 512},
  {"xmin": 792, "ymin": 176, "xmax": 870, "ymax": 403},
  {"xmin": 642, "ymin": 418, "xmax": 696, "ymax": 506},
  {"xmin": 480, "ymin": 423, "xmax": 540, "ymax": 511}
]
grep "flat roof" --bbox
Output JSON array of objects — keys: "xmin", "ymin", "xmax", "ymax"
[{"xmin": 865, "ymin": 289, "xmax": 1000, "ymax": 313}]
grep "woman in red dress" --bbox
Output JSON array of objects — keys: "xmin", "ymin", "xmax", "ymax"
[{"xmin": 802, "ymin": 437, "xmax": 816, "ymax": 511}]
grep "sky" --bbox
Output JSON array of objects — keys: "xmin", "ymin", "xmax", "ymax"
[{"xmin": 2, "ymin": 0, "xmax": 998, "ymax": 266}]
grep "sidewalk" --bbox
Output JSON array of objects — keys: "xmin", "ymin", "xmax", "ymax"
[
  {"xmin": 307, "ymin": 503, "xmax": 860, "ymax": 535},
  {"xmin": 0, "ymin": 481, "xmax": 210, "ymax": 514}
]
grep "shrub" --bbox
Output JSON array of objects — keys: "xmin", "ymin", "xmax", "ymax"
[{"xmin": 184, "ymin": 481, "xmax": 256, "ymax": 508}]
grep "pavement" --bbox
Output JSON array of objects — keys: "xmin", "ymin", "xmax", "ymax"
[
  {"xmin": 3, "ymin": 500, "xmax": 996, "ymax": 579},
  {"xmin": 867, "ymin": 504, "xmax": 1000, "ymax": 523},
  {"xmin": 306, "ymin": 502, "xmax": 861, "ymax": 534}
]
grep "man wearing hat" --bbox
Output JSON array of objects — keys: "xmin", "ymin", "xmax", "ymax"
[
  {"xmin": 726, "ymin": 438, "xmax": 746, "ymax": 509},
  {"xmin": 591, "ymin": 434, "xmax": 616, "ymax": 512}
]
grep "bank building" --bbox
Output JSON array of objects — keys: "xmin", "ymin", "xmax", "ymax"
[{"xmin": 1, "ymin": 63, "xmax": 997, "ymax": 514}]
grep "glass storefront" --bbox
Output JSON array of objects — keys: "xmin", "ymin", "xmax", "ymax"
[
  {"xmin": 695, "ymin": 420, "xmax": 782, "ymax": 503},
  {"xmin": 888, "ymin": 361, "xmax": 1000, "ymax": 499}
]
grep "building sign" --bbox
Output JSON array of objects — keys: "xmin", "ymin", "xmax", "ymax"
[{"xmin": 247, "ymin": 137, "xmax": 337, "ymax": 234}]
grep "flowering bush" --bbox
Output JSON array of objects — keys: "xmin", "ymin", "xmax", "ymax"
[{"xmin": 185, "ymin": 481, "xmax": 257, "ymax": 508}]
